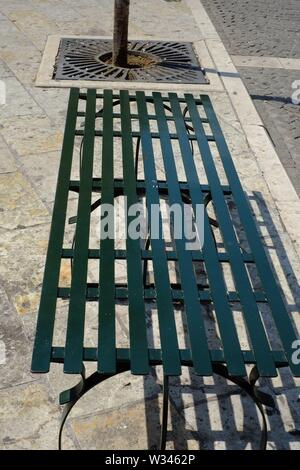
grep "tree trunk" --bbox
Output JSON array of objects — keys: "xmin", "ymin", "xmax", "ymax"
[{"xmin": 112, "ymin": 0, "xmax": 130, "ymax": 67}]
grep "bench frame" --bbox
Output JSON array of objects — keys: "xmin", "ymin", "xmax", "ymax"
[{"xmin": 31, "ymin": 88, "xmax": 299, "ymax": 450}]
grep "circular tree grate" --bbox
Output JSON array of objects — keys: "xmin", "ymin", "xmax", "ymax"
[{"xmin": 54, "ymin": 38, "xmax": 208, "ymax": 84}]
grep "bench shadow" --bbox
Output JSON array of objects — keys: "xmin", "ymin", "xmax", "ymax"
[
  {"xmin": 204, "ymin": 67, "xmax": 241, "ymax": 78},
  {"xmin": 250, "ymin": 94, "xmax": 297, "ymax": 105},
  {"xmin": 142, "ymin": 190, "xmax": 300, "ymax": 450}
]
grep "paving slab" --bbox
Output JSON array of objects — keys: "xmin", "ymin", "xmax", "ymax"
[
  {"xmin": 47, "ymin": 365, "xmax": 161, "ymax": 419},
  {"xmin": 4, "ymin": 9, "xmax": 59, "ymax": 52},
  {"xmin": 69, "ymin": 396, "xmax": 199, "ymax": 450},
  {"xmin": 0, "ymin": 172, "xmax": 49, "ymax": 230},
  {"xmin": 19, "ymin": 150, "xmax": 64, "ymax": 206},
  {"xmin": 0, "ymin": 380, "xmax": 77, "ymax": 449},
  {"xmin": 0, "ymin": 223, "xmax": 50, "ymax": 331},
  {"xmin": 232, "ymin": 55, "xmax": 300, "ymax": 70},
  {"xmin": 0, "ymin": 114, "xmax": 63, "ymax": 157},
  {"xmin": 0, "ymin": 286, "xmax": 33, "ymax": 390},
  {"xmin": 279, "ymin": 58, "xmax": 300, "ymax": 70},
  {"xmin": 0, "ymin": 76, "xmax": 41, "ymax": 118},
  {"xmin": 25, "ymin": 87, "xmax": 70, "ymax": 125}
]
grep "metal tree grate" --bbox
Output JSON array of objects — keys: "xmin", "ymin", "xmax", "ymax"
[{"xmin": 54, "ymin": 38, "xmax": 208, "ymax": 84}]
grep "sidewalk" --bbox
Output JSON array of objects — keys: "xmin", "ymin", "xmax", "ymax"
[
  {"xmin": 201, "ymin": 0, "xmax": 300, "ymax": 196},
  {"xmin": 0, "ymin": 0, "xmax": 299, "ymax": 449}
]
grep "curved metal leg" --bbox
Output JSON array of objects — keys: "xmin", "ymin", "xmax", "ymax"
[
  {"xmin": 160, "ymin": 375, "xmax": 169, "ymax": 450},
  {"xmin": 212, "ymin": 364, "xmax": 276, "ymax": 450},
  {"xmin": 248, "ymin": 366, "xmax": 277, "ymax": 449},
  {"xmin": 59, "ymin": 363, "xmax": 276, "ymax": 450},
  {"xmin": 58, "ymin": 365, "xmax": 86, "ymax": 450},
  {"xmin": 58, "ymin": 364, "xmax": 130, "ymax": 450}
]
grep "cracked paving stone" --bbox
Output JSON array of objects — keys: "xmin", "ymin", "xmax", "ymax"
[
  {"xmin": 0, "ymin": 380, "xmax": 77, "ymax": 449},
  {"xmin": 0, "ymin": 76, "xmax": 41, "ymax": 119},
  {"xmin": 0, "ymin": 115, "xmax": 62, "ymax": 157},
  {"xmin": 0, "ymin": 135, "xmax": 17, "ymax": 174},
  {"xmin": 70, "ymin": 396, "xmax": 199, "ymax": 450},
  {"xmin": 0, "ymin": 285, "xmax": 33, "ymax": 389},
  {"xmin": 47, "ymin": 364, "xmax": 161, "ymax": 419},
  {"xmin": 0, "ymin": 172, "xmax": 49, "ymax": 230},
  {"xmin": 0, "ymin": 223, "xmax": 50, "ymax": 324}
]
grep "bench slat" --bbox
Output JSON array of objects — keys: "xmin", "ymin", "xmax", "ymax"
[
  {"xmin": 169, "ymin": 92, "xmax": 246, "ymax": 377},
  {"xmin": 201, "ymin": 94, "xmax": 300, "ymax": 377},
  {"xmin": 152, "ymin": 92, "xmax": 212, "ymax": 376},
  {"xmin": 97, "ymin": 90, "xmax": 117, "ymax": 374},
  {"xmin": 31, "ymin": 88, "xmax": 79, "ymax": 373},
  {"xmin": 64, "ymin": 89, "xmax": 97, "ymax": 373},
  {"xmin": 119, "ymin": 90, "xmax": 149, "ymax": 374},
  {"xmin": 31, "ymin": 88, "xmax": 298, "ymax": 378},
  {"xmin": 57, "ymin": 286, "xmax": 267, "ymax": 303},
  {"xmin": 136, "ymin": 91, "xmax": 181, "ymax": 376},
  {"xmin": 61, "ymin": 248, "xmax": 255, "ymax": 263},
  {"xmin": 69, "ymin": 178, "xmax": 232, "ymax": 195},
  {"xmin": 51, "ymin": 347, "xmax": 289, "ymax": 368},
  {"xmin": 186, "ymin": 93, "xmax": 277, "ymax": 377}
]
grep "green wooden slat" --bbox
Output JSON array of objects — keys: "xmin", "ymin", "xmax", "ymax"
[
  {"xmin": 185, "ymin": 94, "xmax": 277, "ymax": 377},
  {"xmin": 97, "ymin": 90, "xmax": 116, "ymax": 374},
  {"xmin": 119, "ymin": 90, "xmax": 149, "ymax": 374},
  {"xmin": 64, "ymin": 89, "xmax": 96, "ymax": 373},
  {"xmin": 201, "ymin": 94, "xmax": 300, "ymax": 376},
  {"xmin": 136, "ymin": 91, "xmax": 181, "ymax": 376},
  {"xmin": 31, "ymin": 88, "xmax": 79, "ymax": 373},
  {"xmin": 168, "ymin": 93, "xmax": 246, "ymax": 377},
  {"xmin": 152, "ymin": 92, "xmax": 212, "ymax": 375}
]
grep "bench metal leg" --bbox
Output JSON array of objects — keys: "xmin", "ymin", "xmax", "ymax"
[
  {"xmin": 160, "ymin": 375, "xmax": 169, "ymax": 450},
  {"xmin": 212, "ymin": 364, "xmax": 277, "ymax": 450},
  {"xmin": 58, "ymin": 365, "xmax": 86, "ymax": 450},
  {"xmin": 58, "ymin": 364, "xmax": 130, "ymax": 450},
  {"xmin": 59, "ymin": 366, "xmax": 171, "ymax": 450},
  {"xmin": 58, "ymin": 364, "xmax": 276, "ymax": 450},
  {"xmin": 158, "ymin": 366, "xmax": 275, "ymax": 450}
]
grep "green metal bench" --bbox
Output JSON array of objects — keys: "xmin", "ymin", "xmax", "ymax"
[{"xmin": 31, "ymin": 88, "xmax": 300, "ymax": 450}]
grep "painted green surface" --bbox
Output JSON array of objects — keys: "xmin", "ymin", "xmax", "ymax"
[{"xmin": 32, "ymin": 88, "xmax": 299, "ymax": 377}]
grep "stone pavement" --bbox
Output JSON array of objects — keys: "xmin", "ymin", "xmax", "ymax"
[
  {"xmin": 0, "ymin": 0, "xmax": 300, "ymax": 450},
  {"xmin": 201, "ymin": 0, "xmax": 300, "ymax": 196}
]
